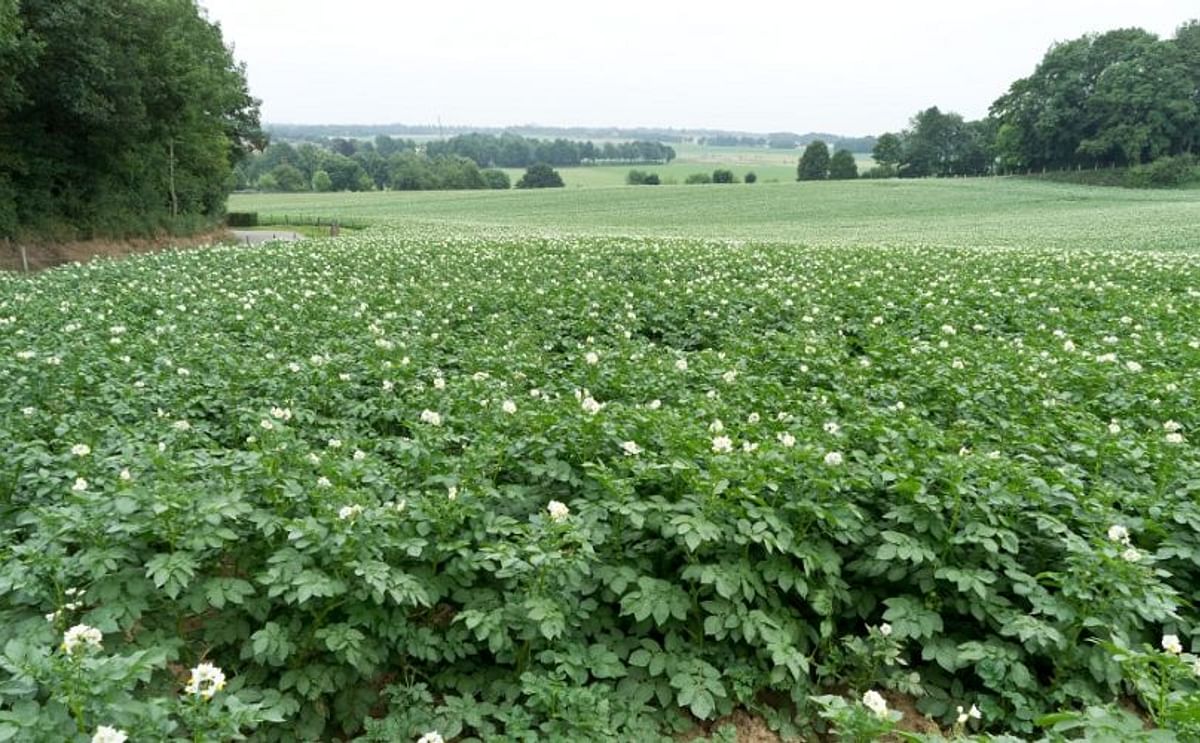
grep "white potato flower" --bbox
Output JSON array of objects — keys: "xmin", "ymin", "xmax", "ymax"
[
  {"xmin": 547, "ymin": 500, "xmax": 569, "ymax": 521},
  {"xmin": 184, "ymin": 662, "xmax": 227, "ymax": 700},
  {"xmin": 1107, "ymin": 524, "xmax": 1131, "ymax": 545},
  {"xmin": 91, "ymin": 726, "xmax": 129, "ymax": 743},
  {"xmin": 62, "ymin": 624, "xmax": 102, "ymax": 654},
  {"xmin": 824, "ymin": 451, "xmax": 844, "ymax": 467},
  {"xmin": 861, "ymin": 689, "xmax": 889, "ymax": 718}
]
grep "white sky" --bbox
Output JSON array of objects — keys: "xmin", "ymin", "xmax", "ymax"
[{"xmin": 198, "ymin": 0, "xmax": 1198, "ymax": 135}]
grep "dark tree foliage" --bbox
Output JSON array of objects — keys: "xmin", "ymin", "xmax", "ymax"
[
  {"xmin": 0, "ymin": 0, "xmax": 262, "ymax": 238},
  {"xmin": 991, "ymin": 23, "xmax": 1200, "ymax": 169},
  {"xmin": 797, "ymin": 141, "xmax": 831, "ymax": 180},
  {"xmin": 424, "ymin": 133, "xmax": 675, "ymax": 168},
  {"xmin": 515, "ymin": 163, "xmax": 565, "ymax": 189},
  {"xmin": 626, "ymin": 170, "xmax": 660, "ymax": 185},
  {"xmin": 872, "ymin": 133, "xmax": 904, "ymax": 171},
  {"xmin": 744, "ymin": 172, "xmax": 757, "ymax": 184},
  {"xmin": 711, "ymin": 169, "xmax": 737, "ymax": 184},
  {"xmin": 896, "ymin": 107, "xmax": 995, "ymax": 178},
  {"xmin": 481, "ymin": 169, "xmax": 511, "ymax": 190},
  {"xmin": 828, "ymin": 150, "xmax": 859, "ymax": 179},
  {"xmin": 235, "ymin": 134, "xmax": 674, "ymax": 192}
]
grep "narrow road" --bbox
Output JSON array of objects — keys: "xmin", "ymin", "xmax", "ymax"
[{"xmin": 231, "ymin": 230, "xmax": 305, "ymax": 245}]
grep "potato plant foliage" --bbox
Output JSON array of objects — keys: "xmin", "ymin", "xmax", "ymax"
[{"xmin": 1, "ymin": 231, "xmax": 1198, "ymax": 740}]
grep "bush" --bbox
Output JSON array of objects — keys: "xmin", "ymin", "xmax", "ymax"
[
  {"xmin": 481, "ymin": 169, "xmax": 511, "ymax": 190},
  {"xmin": 744, "ymin": 172, "xmax": 757, "ymax": 184},
  {"xmin": 626, "ymin": 170, "xmax": 661, "ymax": 186},
  {"xmin": 684, "ymin": 172, "xmax": 712, "ymax": 185},
  {"xmin": 1124, "ymin": 154, "xmax": 1198, "ymax": 189},
  {"xmin": 861, "ymin": 165, "xmax": 897, "ymax": 179},
  {"xmin": 711, "ymin": 169, "xmax": 737, "ymax": 184},
  {"xmin": 515, "ymin": 163, "xmax": 565, "ymax": 189}
]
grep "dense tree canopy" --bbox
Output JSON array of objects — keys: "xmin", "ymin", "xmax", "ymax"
[
  {"xmin": 797, "ymin": 141, "xmax": 831, "ymax": 181},
  {"xmin": 0, "ymin": 0, "xmax": 262, "ymax": 238},
  {"xmin": 828, "ymin": 150, "xmax": 859, "ymax": 180},
  {"xmin": 236, "ymin": 133, "xmax": 674, "ymax": 193},
  {"xmin": 872, "ymin": 133, "xmax": 903, "ymax": 171},
  {"xmin": 991, "ymin": 24, "xmax": 1200, "ymax": 169},
  {"xmin": 425, "ymin": 134, "xmax": 675, "ymax": 168}
]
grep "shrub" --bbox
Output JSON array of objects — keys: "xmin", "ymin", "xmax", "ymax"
[
  {"xmin": 744, "ymin": 172, "xmax": 757, "ymax": 184},
  {"xmin": 626, "ymin": 170, "xmax": 660, "ymax": 186},
  {"xmin": 515, "ymin": 163, "xmax": 565, "ymax": 189},
  {"xmin": 861, "ymin": 165, "xmax": 897, "ymax": 179},
  {"xmin": 711, "ymin": 169, "xmax": 737, "ymax": 184},
  {"xmin": 1124, "ymin": 154, "xmax": 1198, "ymax": 189},
  {"xmin": 481, "ymin": 169, "xmax": 512, "ymax": 190}
]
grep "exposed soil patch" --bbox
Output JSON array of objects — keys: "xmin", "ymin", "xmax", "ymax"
[
  {"xmin": 1, "ymin": 230, "xmax": 233, "ymax": 272},
  {"xmin": 678, "ymin": 693, "xmax": 942, "ymax": 742},
  {"xmin": 679, "ymin": 709, "xmax": 785, "ymax": 743}
]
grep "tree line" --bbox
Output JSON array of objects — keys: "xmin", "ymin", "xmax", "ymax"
[
  {"xmin": 238, "ymin": 134, "xmax": 674, "ymax": 193},
  {"xmin": 864, "ymin": 21, "xmax": 1200, "ymax": 180},
  {"xmin": 0, "ymin": 0, "xmax": 262, "ymax": 239},
  {"xmin": 424, "ymin": 133, "xmax": 676, "ymax": 168}
]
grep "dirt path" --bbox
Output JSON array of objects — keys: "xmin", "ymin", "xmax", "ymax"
[{"xmin": 231, "ymin": 230, "xmax": 305, "ymax": 245}]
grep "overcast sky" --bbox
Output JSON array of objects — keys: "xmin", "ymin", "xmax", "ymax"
[{"xmin": 198, "ymin": 0, "xmax": 1197, "ymax": 135}]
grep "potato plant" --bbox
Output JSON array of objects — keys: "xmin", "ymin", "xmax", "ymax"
[{"xmin": 0, "ymin": 231, "xmax": 1197, "ymax": 740}]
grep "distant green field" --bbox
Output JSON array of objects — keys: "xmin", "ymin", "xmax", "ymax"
[
  {"xmin": 231, "ymin": 178, "xmax": 1200, "ymax": 250},
  {"xmin": 490, "ymin": 142, "xmax": 874, "ymax": 188}
]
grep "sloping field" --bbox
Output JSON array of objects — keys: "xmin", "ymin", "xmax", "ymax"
[{"xmin": 231, "ymin": 178, "xmax": 1200, "ymax": 250}]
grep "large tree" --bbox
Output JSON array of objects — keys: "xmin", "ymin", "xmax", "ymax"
[
  {"xmin": 828, "ymin": 150, "xmax": 859, "ymax": 179},
  {"xmin": 872, "ymin": 133, "xmax": 903, "ymax": 172},
  {"xmin": 991, "ymin": 25, "xmax": 1199, "ymax": 169},
  {"xmin": 897, "ymin": 107, "xmax": 994, "ymax": 177},
  {"xmin": 0, "ymin": 0, "xmax": 262, "ymax": 238},
  {"xmin": 797, "ymin": 141, "xmax": 831, "ymax": 181}
]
